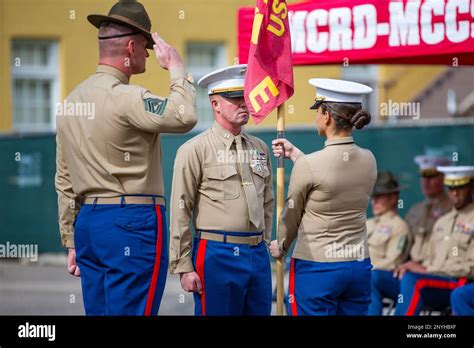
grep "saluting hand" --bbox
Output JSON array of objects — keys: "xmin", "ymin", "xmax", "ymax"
[
  {"xmin": 151, "ymin": 32, "xmax": 184, "ymax": 70},
  {"xmin": 180, "ymin": 272, "xmax": 203, "ymax": 294},
  {"xmin": 272, "ymin": 138, "xmax": 303, "ymax": 163},
  {"xmin": 269, "ymin": 240, "xmax": 282, "ymax": 259},
  {"xmin": 67, "ymin": 248, "xmax": 81, "ymax": 277}
]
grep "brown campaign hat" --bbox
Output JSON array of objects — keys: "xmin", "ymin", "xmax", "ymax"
[
  {"xmin": 87, "ymin": 0, "xmax": 154, "ymax": 49},
  {"xmin": 372, "ymin": 171, "xmax": 403, "ymax": 195}
]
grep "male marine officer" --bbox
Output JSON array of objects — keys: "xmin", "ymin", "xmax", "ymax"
[
  {"xmin": 55, "ymin": 0, "xmax": 196, "ymax": 315},
  {"xmin": 394, "ymin": 166, "xmax": 474, "ymax": 315},
  {"xmin": 394, "ymin": 155, "xmax": 452, "ymax": 279},
  {"xmin": 169, "ymin": 65, "xmax": 274, "ymax": 316}
]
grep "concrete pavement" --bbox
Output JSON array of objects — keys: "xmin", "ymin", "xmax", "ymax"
[{"xmin": 0, "ymin": 257, "xmax": 282, "ymax": 315}]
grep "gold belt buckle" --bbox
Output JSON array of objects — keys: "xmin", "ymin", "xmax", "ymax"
[{"xmin": 249, "ymin": 235, "xmax": 260, "ymax": 245}]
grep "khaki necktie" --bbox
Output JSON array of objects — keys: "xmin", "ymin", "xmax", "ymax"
[
  {"xmin": 420, "ymin": 201, "xmax": 432, "ymax": 235},
  {"xmin": 234, "ymin": 135, "xmax": 260, "ymax": 228},
  {"xmin": 450, "ymin": 212, "xmax": 459, "ymax": 235}
]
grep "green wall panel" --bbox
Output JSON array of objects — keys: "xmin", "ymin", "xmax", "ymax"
[{"xmin": 1, "ymin": 124, "xmax": 473, "ymax": 253}]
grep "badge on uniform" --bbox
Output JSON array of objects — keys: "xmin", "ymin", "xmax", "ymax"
[
  {"xmin": 250, "ymin": 150, "xmax": 268, "ymax": 174},
  {"xmin": 144, "ymin": 98, "xmax": 168, "ymax": 117},
  {"xmin": 397, "ymin": 235, "xmax": 407, "ymax": 251},
  {"xmin": 454, "ymin": 222, "xmax": 473, "ymax": 237},
  {"xmin": 377, "ymin": 224, "xmax": 393, "ymax": 235}
]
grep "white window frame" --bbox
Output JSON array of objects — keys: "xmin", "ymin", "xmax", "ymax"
[{"xmin": 11, "ymin": 39, "xmax": 59, "ymax": 133}]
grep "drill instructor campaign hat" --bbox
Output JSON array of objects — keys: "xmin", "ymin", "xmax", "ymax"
[
  {"xmin": 88, "ymin": 0, "xmax": 154, "ymax": 49},
  {"xmin": 372, "ymin": 171, "xmax": 404, "ymax": 195}
]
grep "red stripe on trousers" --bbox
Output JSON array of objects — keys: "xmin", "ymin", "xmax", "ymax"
[
  {"xmin": 406, "ymin": 278, "xmax": 466, "ymax": 316},
  {"xmin": 289, "ymin": 258, "xmax": 298, "ymax": 316},
  {"xmin": 144, "ymin": 205, "xmax": 164, "ymax": 316},
  {"xmin": 196, "ymin": 239, "xmax": 207, "ymax": 316}
]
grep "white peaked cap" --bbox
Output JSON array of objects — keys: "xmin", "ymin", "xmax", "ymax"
[
  {"xmin": 197, "ymin": 64, "xmax": 247, "ymax": 97},
  {"xmin": 415, "ymin": 155, "xmax": 452, "ymax": 176},
  {"xmin": 415, "ymin": 155, "xmax": 452, "ymax": 169},
  {"xmin": 308, "ymin": 78, "xmax": 373, "ymax": 109},
  {"xmin": 437, "ymin": 166, "xmax": 474, "ymax": 187}
]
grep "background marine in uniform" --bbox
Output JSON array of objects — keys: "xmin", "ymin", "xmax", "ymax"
[
  {"xmin": 367, "ymin": 171, "xmax": 410, "ymax": 315},
  {"xmin": 394, "ymin": 155, "xmax": 452, "ymax": 280},
  {"xmin": 395, "ymin": 166, "xmax": 474, "ymax": 316}
]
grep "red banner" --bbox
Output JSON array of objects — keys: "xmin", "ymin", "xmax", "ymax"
[
  {"xmin": 244, "ymin": 0, "xmax": 294, "ymax": 124},
  {"xmin": 239, "ymin": 0, "xmax": 474, "ymax": 65}
]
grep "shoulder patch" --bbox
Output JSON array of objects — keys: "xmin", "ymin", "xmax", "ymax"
[
  {"xmin": 144, "ymin": 98, "xmax": 168, "ymax": 116},
  {"xmin": 397, "ymin": 235, "xmax": 407, "ymax": 251}
]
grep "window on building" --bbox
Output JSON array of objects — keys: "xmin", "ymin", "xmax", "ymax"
[
  {"xmin": 11, "ymin": 39, "xmax": 59, "ymax": 132},
  {"xmin": 341, "ymin": 65, "xmax": 378, "ymax": 122},
  {"xmin": 186, "ymin": 43, "xmax": 227, "ymax": 128}
]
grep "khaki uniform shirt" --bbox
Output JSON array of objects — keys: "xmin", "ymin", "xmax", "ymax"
[
  {"xmin": 367, "ymin": 210, "xmax": 410, "ymax": 271},
  {"xmin": 423, "ymin": 203, "xmax": 474, "ymax": 279},
  {"xmin": 405, "ymin": 194, "xmax": 452, "ymax": 263},
  {"xmin": 278, "ymin": 137, "xmax": 377, "ymax": 262},
  {"xmin": 55, "ymin": 65, "xmax": 196, "ymax": 248},
  {"xmin": 169, "ymin": 122, "xmax": 274, "ymax": 274},
  {"xmin": 468, "ymin": 232, "xmax": 474, "ymax": 279}
]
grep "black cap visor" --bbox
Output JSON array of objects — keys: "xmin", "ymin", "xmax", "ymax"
[{"xmin": 212, "ymin": 90, "xmax": 244, "ymax": 98}]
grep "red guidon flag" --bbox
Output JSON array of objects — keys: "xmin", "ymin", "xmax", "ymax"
[{"xmin": 244, "ymin": 0, "xmax": 294, "ymax": 124}]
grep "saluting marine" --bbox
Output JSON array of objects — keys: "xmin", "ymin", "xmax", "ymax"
[
  {"xmin": 270, "ymin": 78, "xmax": 377, "ymax": 316},
  {"xmin": 367, "ymin": 172, "xmax": 410, "ymax": 315},
  {"xmin": 169, "ymin": 65, "xmax": 274, "ymax": 316},
  {"xmin": 55, "ymin": 0, "xmax": 196, "ymax": 315},
  {"xmin": 395, "ymin": 166, "xmax": 474, "ymax": 316}
]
